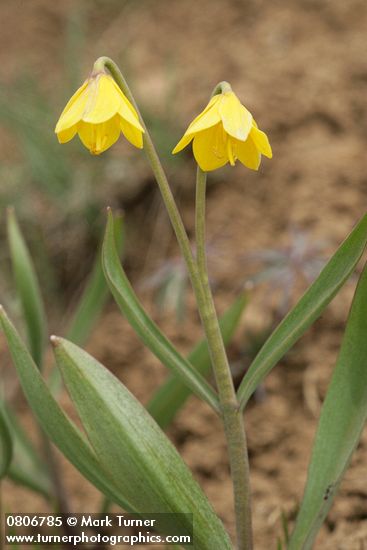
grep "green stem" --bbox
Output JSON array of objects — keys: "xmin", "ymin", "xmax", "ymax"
[
  {"xmin": 212, "ymin": 80, "xmax": 232, "ymax": 96},
  {"xmin": 195, "ymin": 167, "xmax": 252, "ymax": 550},
  {"xmin": 98, "ymin": 57, "xmax": 252, "ymax": 548},
  {"xmin": 195, "ymin": 167, "xmax": 207, "ymax": 277}
]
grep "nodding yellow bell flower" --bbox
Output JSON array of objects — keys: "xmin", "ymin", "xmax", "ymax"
[
  {"xmin": 55, "ymin": 71, "xmax": 144, "ymax": 155},
  {"xmin": 172, "ymin": 86, "xmax": 272, "ymax": 172}
]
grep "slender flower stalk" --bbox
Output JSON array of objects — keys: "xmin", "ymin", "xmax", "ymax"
[{"xmin": 196, "ymin": 167, "xmax": 253, "ymax": 550}]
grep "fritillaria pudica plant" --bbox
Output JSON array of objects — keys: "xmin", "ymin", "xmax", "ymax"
[{"xmin": 1, "ymin": 57, "xmax": 367, "ymax": 550}]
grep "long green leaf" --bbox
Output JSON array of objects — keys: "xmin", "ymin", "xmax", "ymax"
[
  {"xmin": 289, "ymin": 261, "xmax": 367, "ymax": 549},
  {"xmin": 8, "ymin": 454, "xmax": 51, "ymax": 498},
  {"xmin": 52, "ymin": 337, "xmax": 233, "ymax": 550},
  {"xmin": 102, "ymin": 208, "xmax": 220, "ymax": 414},
  {"xmin": 4, "ymin": 405, "xmax": 52, "ymax": 498},
  {"xmin": 0, "ymin": 402, "xmax": 12, "ymax": 478},
  {"xmin": 148, "ymin": 293, "xmax": 248, "ymax": 429},
  {"xmin": 48, "ymin": 212, "xmax": 125, "ymax": 394},
  {"xmin": 238, "ymin": 214, "xmax": 367, "ymax": 410},
  {"xmin": 7, "ymin": 208, "xmax": 47, "ymax": 367},
  {"xmin": 0, "ymin": 306, "xmax": 136, "ymax": 513},
  {"xmin": 67, "ymin": 212, "xmax": 125, "ymax": 345}
]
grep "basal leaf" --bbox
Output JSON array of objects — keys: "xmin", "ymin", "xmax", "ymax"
[
  {"xmin": 0, "ymin": 306, "xmax": 135, "ymax": 512},
  {"xmin": 289, "ymin": 261, "xmax": 367, "ymax": 549},
  {"xmin": 102, "ymin": 208, "xmax": 220, "ymax": 414},
  {"xmin": 7, "ymin": 208, "xmax": 47, "ymax": 367},
  {"xmin": 237, "ymin": 214, "xmax": 367, "ymax": 410},
  {"xmin": 48, "ymin": 212, "xmax": 125, "ymax": 394},
  {"xmin": 67, "ymin": 212, "xmax": 125, "ymax": 345},
  {"xmin": 0, "ymin": 402, "xmax": 13, "ymax": 478},
  {"xmin": 4, "ymin": 404, "xmax": 52, "ymax": 498},
  {"xmin": 53, "ymin": 337, "xmax": 233, "ymax": 550}
]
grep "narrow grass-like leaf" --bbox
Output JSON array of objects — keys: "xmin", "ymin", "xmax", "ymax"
[
  {"xmin": 0, "ymin": 403, "xmax": 13, "ymax": 478},
  {"xmin": 148, "ymin": 293, "xmax": 248, "ymax": 428},
  {"xmin": 238, "ymin": 214, "xmax": 367, "ymax": 410},
  {"xmin": 48, "ymin": 213, "xmax": 125, "ymax": 394},
  {"xmin": 7, "ymin": 208, "xmax": 47, "ymax": 367},
  {"xmin": 67, "ymin": 212, "xmax": 125, "ymax": 344},
  {"xmin": 102, "ymin": 208, "xmax": 220, "ymax": 414},
  {"xmin": 8, "ymin": 454, "xmax": 51, "ymax": 498},
  {"xmin": 4, "ymin": 404, "xmax": 52, "ymax": 498},
  {"xmin": 0, "ymin": 306, "xmax": 135, "ymax": 512},
  {"xmin": 289, "ymin": 261, "xmax": 367, "ymax": 549},
  {"xmin": 52, "ymin": 337, "xmax": 233, "ymax": 550}
]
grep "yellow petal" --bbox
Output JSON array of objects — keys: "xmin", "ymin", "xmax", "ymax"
[
  {"xmin": 250, "ymin": 125, "xmax": 272, "ymax": 158},
  {"xmin": 55, "ymin": 80, "xmax": 89, "ymax": 133},
  {"xmin": 192, "ymin": 123, "xmax": 229, "ymax": 172},
  {"xmin": 118, "ymin": 95, "xmax": 145, "ymax": 132},
  {"xmin": 172, "ymin": 133, "xmax": 194, "ymax": 154},
  {"xmin": 120, "ymin": 117, "xmax": 143, "ymax": 148},
  {"xmin": 104, "ymin": 78, "xmax": 145, "ymax": 132},
  {"xmin": 236, "ymin": 136, "xmax": 261, "ymax": 170},
  {"xmin": 184, "ymin": 95, "xmax": 221, "ymax": 135},
  {"xmin": 227, "ymin": 138, "xmax": 236, "ymax": 166},
  {"xmin": 82, "ymin": 74, "xmax": 122, "ymax": 124},
  {"xmin": 78, "ymin": 115, "xmax": 121, "ymax": 155},
  {"xmin": 219, "ymin": 92, "xmax": 252, "ymax": 141},
  {"xmin": 56, "ymin": 124, "xmax": 78, "ymax": 143},
  {"xmin": 172, "ymin": 95, "xmax": 221, "ymax": 154}
]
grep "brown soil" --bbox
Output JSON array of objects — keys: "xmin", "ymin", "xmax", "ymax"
[{"xmin": 2, "ymin": 1, "xmax": 367, "ymax": 549}]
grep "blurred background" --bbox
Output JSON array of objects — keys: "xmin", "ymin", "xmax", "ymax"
[{"xmin": 1, "ymin": 1, "xmax": 367, "ymax": 548}]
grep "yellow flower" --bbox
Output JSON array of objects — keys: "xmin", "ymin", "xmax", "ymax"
[
  {"xmin": 55, "ymin": 72, "xmax": 144, "ymax": 155},
  {"xmin": 172, "ymin": 89, "xmax": 272, "ymax": 171}
]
